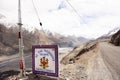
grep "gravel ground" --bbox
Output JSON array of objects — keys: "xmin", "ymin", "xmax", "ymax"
[
  {"xmin": 0, "ymin": 70, "xmax": 60, "ymax": 80},
  {"xmin": 60, "ymin": 63, "xmax": 87, "ymax": 80}
]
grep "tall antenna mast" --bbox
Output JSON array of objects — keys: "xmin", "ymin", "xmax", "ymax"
[{"xmin": 18, "ymin": 0, "xmax": 26, "ymax": 78}]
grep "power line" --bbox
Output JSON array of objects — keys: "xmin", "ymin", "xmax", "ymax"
[
  {"xmin": 64, "ymin": 0, "xmax": 86, "ymax": 24},
  {"xmin": 31, "ymin": 0, "xmax": 44, "ymax": 32}
]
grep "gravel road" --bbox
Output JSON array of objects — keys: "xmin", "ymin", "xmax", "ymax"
[{"xmin": 100, "ymin": 42, "xmax": 120, "ymax": 80}]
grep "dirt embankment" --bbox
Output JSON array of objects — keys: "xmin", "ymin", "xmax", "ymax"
[
  {"xmin": 60, "ymin": 39, "xmax": 120, "ymax": 80},
  {"xmin": 60, "ymin": 40, "xmax": 98, "ymax": 65},
  {"xmin": 60, "ymin": 41, "xmax": 98, "ymax": 80},
  {"xmin": 87, "ymin": 43, "xmax": 113, "ymax": 80},
  {"xmin": 110, "ymin": 30, "xmax": 120, "ymax": 46}
]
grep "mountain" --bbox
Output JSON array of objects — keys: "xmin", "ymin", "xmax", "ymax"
[
  {"xmin": 0, "ymin": 13, "xmax": 5, "ymax": 19},
  {"xmin": 0, "ymin": 23, "xmax": 37, "ymax": 55},
  {"xmin": 110, "ymin": 29, "xmax": 120, "ymax": 46},
  {"xmin": 0, "ymin": 23, "xmax": 89, "ymax": 56},
  {"xmin": 47, "ymin": 33, "xmax": 89, "ymax": 47},
  {"xmin": 98, "ymin": 27, "xmax": 120, "ymax": 39},
  {"xmin": 60, "ymin": 28, "xmax": 120, "ymax": 80},
  {"xmin": 106, "ymin": 27, "xmax": 120, "ymax": 36}
]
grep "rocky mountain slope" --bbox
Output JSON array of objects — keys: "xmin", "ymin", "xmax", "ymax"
[
  {"xmin": 110, "ymin": 29, "xmax": 120, "ymax": 46},
  {"xmin": 0, "ymin": 14, "xmax": 5, "ymax": 19},
  {"xmin": 60, "ymin": 29, "xmax": 120, "ymax": 80},
  {"xmin": 0, "ymin": 23, "xmax": 88, "ymax": 56},
  {"xmin": 98, "ymin": 27, "xmax": 120, "ymax": 39},
  {"xmin": 47, "ymin": 33, "xmax": 88, "ymax": 47},
  {"xmin": 0, "ymin": 24, "xmax": 37, "ymax": 55}
]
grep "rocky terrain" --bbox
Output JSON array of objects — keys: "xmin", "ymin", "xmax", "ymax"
[
  {"xmin": 60, "ymin": 40, "xmax": 98, "ymax": 80},
  {"xmin": 1, "ymin": 14, "xmax": 120, "ymax": 80},
  {"xmin": 0, "ymin": 70, "xmax": 63, "ymax": 80},
  {"xmin": 110, "ymin": 30, "xmax": 120, "ymax": 46},
  {"xmin": 0, "ymin": 23, "xmax": 88, "ymax": 56},
  {"xmin": 0, "ymin": 23, "xmax": 37, "ymax": 56},
  {"xmin": 59, "ymin": 30, "xmax": 120, "ymax": 80},
  {"xmin": 0, "ymin": 29, "xmax": 120, "ymax": 80}
]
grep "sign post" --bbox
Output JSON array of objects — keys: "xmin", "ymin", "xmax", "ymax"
[
  {"xmin": 18, "ymin": 0, "xmax": 26, "ymax": 78},
  {"xmin": 32, "ymin": 45, "xmax": 59, "ymax": 78}
]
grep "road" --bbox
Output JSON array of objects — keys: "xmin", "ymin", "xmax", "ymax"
[
  {"xmin": 100, "ymin": 42, "xmax": 120, "ymax": 80},
  {"xmin": 0, "ymin": 48, "xmax": 72, "ymax": 72},
  {"xmin": 0, "ymin": 55, "xmax": 32, "ymax": 72},
  {"xmin": 1, "ymin": 42, "xmax": 120, "ymax": 80}
]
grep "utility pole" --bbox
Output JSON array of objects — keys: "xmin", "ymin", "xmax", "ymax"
[{"xmin": 18, "ymin": 0, "xmax": 26, "ymax": 78}]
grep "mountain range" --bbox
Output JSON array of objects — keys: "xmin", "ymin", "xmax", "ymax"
[
  {"xmin": 0, "ymin": 14, "xmax": 89, "ymax": 55},
  {"xmin": 98, "ymin": 27, "xmax": 120, "ymax": 39}
]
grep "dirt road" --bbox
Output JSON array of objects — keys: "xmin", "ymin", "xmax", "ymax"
[
  {"xmin": 1, "ymin": 42, "xmax": 120, "ymax": 80},
  {"xmin": 100, "ymin": 42, "xmax": 120, "ymax": 80},
  {"xmin": 87, "ymin": 42, "xmax": 120, "ymax": 80}
]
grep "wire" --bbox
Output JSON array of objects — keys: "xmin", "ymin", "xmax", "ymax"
[
  {"xmin": 64, "ymin": 0, "xmax": 86, "ymax": 24},
  {"xmin": 31, "ymin": 0, "xmax": 45, "ymax": 32}
]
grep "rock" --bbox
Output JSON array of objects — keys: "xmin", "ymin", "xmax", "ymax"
[
  {"xmin": 110, "ymin": 30, "xmax": 120, "ymax": 46},
  {"xmin": 0, "ymin": 70, "xmax": 20, "ymax": 80}
]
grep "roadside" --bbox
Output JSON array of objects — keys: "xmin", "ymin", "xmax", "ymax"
[
  {"xmin": 87, "ymin": 42, "xmax": 120, "ymax": 80},
  {"xmin": 0, "ymin": 54, "xmax": 19, "ymax": 62},
  {"xmin": 100, "ymin": 42, "xmax": 120, "ymax": 80},
  {"xmin": 0, "ymin": 47, "xmax": 72, "ymax": 80},
  {"xmin": 60, "ymin": 41, "xmax": 98, "ymax": 80},
  {"xmin": 87, "ymin": 48, "xmax": 113, "ymax": 80},
  {"xmin": 60, "ymin": 41, "xmax": 120, "ymax": 80},
  {"xmin": 1, "ymin": 41, "xmax": 120, "ymax": 80}
]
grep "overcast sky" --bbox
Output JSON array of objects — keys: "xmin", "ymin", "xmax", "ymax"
[{"xmin": 0, "ymin": 0, "xmax": 120, "ymax": 38}]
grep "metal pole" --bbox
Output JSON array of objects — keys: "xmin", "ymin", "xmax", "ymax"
[{"xmin": 18, "ymin": 0, "xmax": 26, "ymax": 78}]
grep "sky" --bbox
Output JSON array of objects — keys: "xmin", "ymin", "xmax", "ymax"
[{"xmin": 0, "ymin": 0, "xmax": 120, "ymax": 38}]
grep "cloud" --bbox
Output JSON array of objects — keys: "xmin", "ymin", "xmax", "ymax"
[
  {"xmin": 57, "ymin": 0, "xmax": 67, "ymax": 10},
  {"xmin": 0, "ymin": 0, "xmax": 120, "ymax": 38}
]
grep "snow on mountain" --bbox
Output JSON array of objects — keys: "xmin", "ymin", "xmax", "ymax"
[
  {"xmin": 98, "ymin": 27, "xmax": 120, "ymax": 39},
  {"xmin": 0, "ymin": 13, "xmax": 90, "ymax": 49},
  {"xmin": 0, "ymin": 14, "xmax": 7, "ymax": 24},
  {"xmin": 0, "ymin": 13, "xmax": 5, "ymax": 19},
  {"xmin": 106, "ymin": 27, "xmax": 120, "ymax": 36}
]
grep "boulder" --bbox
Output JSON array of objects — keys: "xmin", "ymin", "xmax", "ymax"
[{"xmin": 110, "ymin": 30, "xmax": 120, "ymax": 46}]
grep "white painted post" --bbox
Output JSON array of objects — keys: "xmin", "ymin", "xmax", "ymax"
[{"xmin": 18, "ymin": 0, "xmax": 26, "ymax": 78}]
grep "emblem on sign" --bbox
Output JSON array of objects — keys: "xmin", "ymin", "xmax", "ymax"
[{"xmin": 40, "ymin": 57, "xmax": 49, "ymax": 69}]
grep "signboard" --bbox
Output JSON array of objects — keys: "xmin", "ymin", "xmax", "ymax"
[{"xmin": 32, "ymin": 45, "xmax": 59, "ymax": 77}]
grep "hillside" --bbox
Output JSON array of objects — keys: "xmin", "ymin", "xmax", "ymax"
[
  {"xmin": 0, "ymin": 24, "xmax": 37, "ymax": 55},
  {"xmin": 0, "ymin": 14, "xmax": 5, "ymax": 19},
  {"xmin": 60, "ymin": 30, "xmax": 120, "ymax": 80},
  {"xmin": 98, "ymin": 27, "xmax": 120, "ymax": 39},
  {"xmin": 0, "ymin": 23, "xmax": 88, "ymax": 56},
  {"xmin": 110, "ymin": 29, "xmax": 120, "ymax": 46},
  {"xmin": 48, "ymin": 33, "xmax": 88, "ymax": 47}
]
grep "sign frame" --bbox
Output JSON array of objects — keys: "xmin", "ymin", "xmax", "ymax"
[{"xmin": 32, "ymin": 45, "xmax": 59, "ymax": 77}]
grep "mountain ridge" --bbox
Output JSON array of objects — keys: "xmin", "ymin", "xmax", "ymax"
[{"xmin": 0, "ymin": 23, "xmax": 89, "ymax": 56}]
